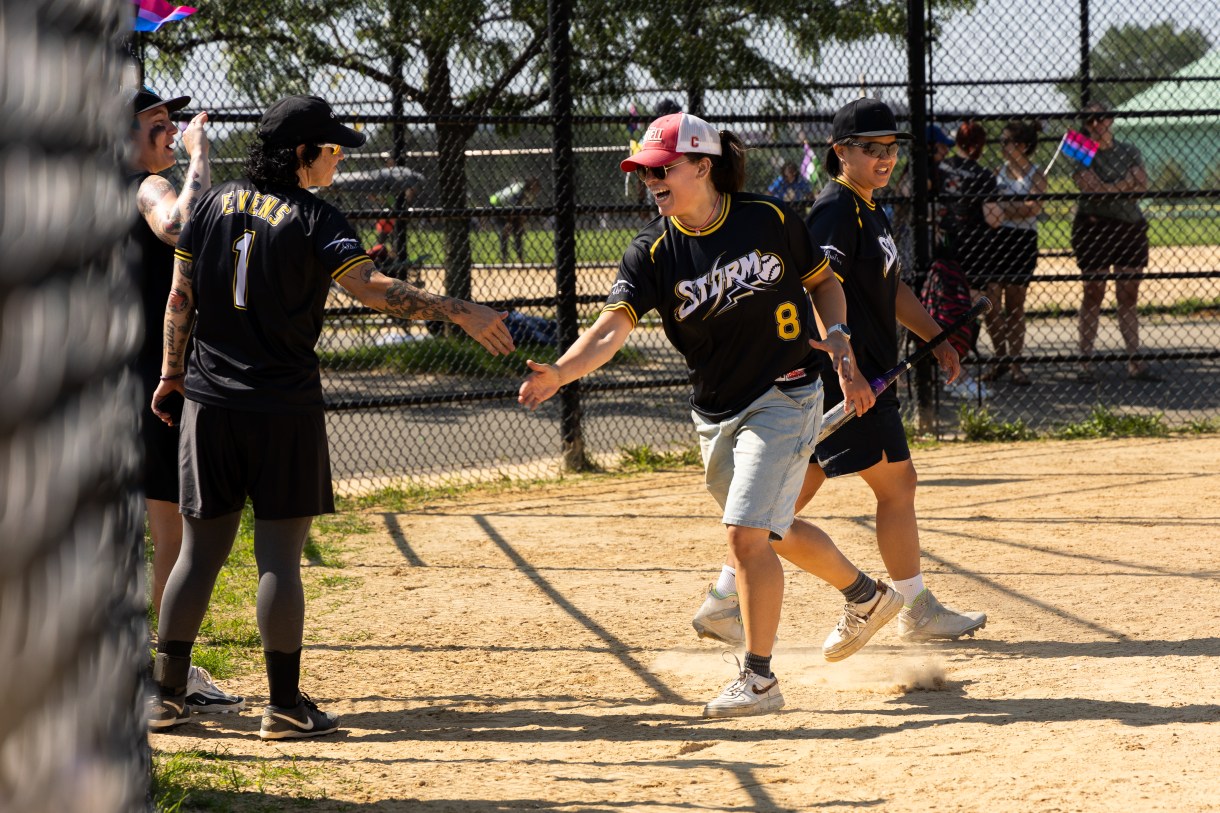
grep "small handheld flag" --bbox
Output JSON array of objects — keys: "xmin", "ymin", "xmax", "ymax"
[
  {"xmin": 1042, "ymin": 129, "xmax": 1100, "ymax": 176},
  {"xmin": 132, "ymin": 0, "xmax": 197, "ymax": 32}
]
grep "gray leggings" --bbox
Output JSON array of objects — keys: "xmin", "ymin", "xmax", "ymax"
[{"xmin": 158, "ymin": 511, "xmax": 313, "ymax": 653}]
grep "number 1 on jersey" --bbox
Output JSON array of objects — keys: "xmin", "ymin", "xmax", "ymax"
[{"xmin": 232, "ymin": 230, "xmax": 255, "ymax": 309}]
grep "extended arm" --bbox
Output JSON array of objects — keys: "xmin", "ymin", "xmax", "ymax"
[
  {"xmin": 336, "ymin": 261, "xmax": 515, "ymax": 356},
  {"xmin": 518, "ymin": 308, "xmax": 633, "ymax": 410},
  {"xmin": 803, "ymin": 265, "xmax": 875, "ymax": 416}
]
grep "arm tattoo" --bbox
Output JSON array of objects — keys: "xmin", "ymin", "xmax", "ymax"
[{"xmin": 383, "ymin": 279, "xmax": 470, "ymax": 322}]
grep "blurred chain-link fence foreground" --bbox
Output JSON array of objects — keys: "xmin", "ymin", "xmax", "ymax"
[{"xmin": 133, "ymin": 0, "xmax": 1220, "ymax": 494}]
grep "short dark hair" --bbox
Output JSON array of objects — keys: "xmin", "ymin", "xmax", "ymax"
[
  {"xmin": 1003, "ymin": 119, "xmax": 1039, "ymax": 157},
  {"xmin": 954, "ymin": 121, "xmax": 987, "ymax": 159},
  {"xmin": 244, "ymin": 140, "xmax": 322, "ymax": 186}
]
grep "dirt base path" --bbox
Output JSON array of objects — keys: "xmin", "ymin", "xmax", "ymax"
[{"xmin": 153, "ymin": 436, "xmax": 1220, "ymax": 812}]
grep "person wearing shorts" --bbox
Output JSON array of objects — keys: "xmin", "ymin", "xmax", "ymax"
[
  {"xmin": 978, "ymin": 119, "xmax": 1046, "ymax": 386},
  {"xmin": 802, "ymin": 98, "xmax": 987, "ymax": 645},
  {"xmin": 148, "ymin": 94, "xmax": 515, "ymax": 740},
  {"xmin": 1071, "ymin": 103, "xmax": 1156, "ymax": 381},
  {"xmin": 519, "ymin": 111, "xmax": 881, "ymax": 719}
]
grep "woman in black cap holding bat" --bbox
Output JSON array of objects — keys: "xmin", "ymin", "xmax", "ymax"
[{"xmin": 799, "ymin": 98, "xmax": 986, "ymax": 645}]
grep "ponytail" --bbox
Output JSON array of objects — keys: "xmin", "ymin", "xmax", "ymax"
[{"xmin": 708, "ymin": 130, "xmax": 747, "ymax": 193}]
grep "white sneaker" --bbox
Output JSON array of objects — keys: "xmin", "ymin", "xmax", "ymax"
[
  {"xmin": 822, "ymin": 580, "xmax": 904, "ymax": 662},
  {"xmin": 692, "ymin": 585, "xmax": 744, "ymax": 646},
  {"xmin": 898, "ymin": 589, "xmax": 987, "ymax": 641},
  {"xmin": 186, "ymin": 665, "xmax": 246, "ymax": 713},
  {"xmin": 944, "ymin": 373, "xmax": 988, "ymax": 400},
  {"xmin": 702, "ymin": 667, "xmax": 784, "ymax": 718}
]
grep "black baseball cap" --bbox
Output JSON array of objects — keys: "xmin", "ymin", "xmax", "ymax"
[
  {"xmin": 132, "ymin": 87, "xmax": 190, "ymax": 116},
  {"xmin": 258, "ymin": 95, "xmax": 367, "ymax": 148},
  {"xmin": 831, "ymin": 98, "xmax": 912, "ymax": 141}
]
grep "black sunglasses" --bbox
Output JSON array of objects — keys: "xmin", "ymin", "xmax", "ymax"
[
  {"xmin": 635, "ymin": 158, "xmax": 691, "ymax": 182},
  {"xmin": 844, "ymin": 140, "xmax": 901, "ymax": 159}
]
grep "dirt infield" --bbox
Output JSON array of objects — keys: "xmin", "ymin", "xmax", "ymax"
[{"xmin": 152, "ymin": 436, "xmax": 1220, "ymax": 812}]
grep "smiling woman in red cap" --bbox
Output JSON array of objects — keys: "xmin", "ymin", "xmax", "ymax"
[{"xmin": 519, "ymin": 111, "xmax": 883, "ymax": 719}]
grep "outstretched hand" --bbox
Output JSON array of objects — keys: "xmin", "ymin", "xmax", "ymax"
[
  {"xmin": 518, "ymin": 359, "xmax": 560, "ymax": 411},
  {"xmin": 455, "ymin": 305, "xmax": 515, "ymax": 356}
]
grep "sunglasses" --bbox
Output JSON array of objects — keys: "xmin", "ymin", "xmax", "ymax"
[
  {"xmin": 845, "ymin": 140, "xmax": 901, "ymax": 159},
  {"xmin": 319, "ymin": 143, "xmax": 343, "ymax": 156},
  {"xmin": 1085, "ymin": 116, "xmax": 1112, "ymax": 126},
  {"xmin": 635, "ymin": 158, "xmax": 690, "ymax": 182}
]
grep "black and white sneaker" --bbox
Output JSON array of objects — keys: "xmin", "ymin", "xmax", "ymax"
[
  {"xmin": 148, "ymin": 692, "xmax": 191, "ymax": 731},
  {"xmin": 186, "ymin": 665, "xmax": 246, "ymax": 714},
  {"xmin": 259, "ymin": 692, "xmax": 340, "ymax": 741}
]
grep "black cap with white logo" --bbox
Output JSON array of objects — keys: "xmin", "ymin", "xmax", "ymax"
[
  {"xmin": 257, "ymin": 95, "xmax": 367, "ymax": 148},
  {"xmin": 831, "ymin": 98, "xmax": 912, "ymax": 141}
]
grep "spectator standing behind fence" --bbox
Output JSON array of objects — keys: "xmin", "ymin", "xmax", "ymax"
[
  {"xmin": 147, "ymin": 94, "xmax": 514, "ymax": 741},
  {"xmin": 126, "ymin": 86, "xmax": 245, "ymax": 716},
  {"xmin": 936, "ymin": 121, "xmax": 996, "ymax": 398},
  {"xmin": 1071, "ymin": 104, "xmax": 1158, "ymax": 381},
  {"xmin": 519, "ymin": 111, "xmax": 883, "ymax": 719},
  {"xmin": 979, "ymin": 119, "xmax": 1046, "ymax": 387},
  {"xmin": 489, "ymin": 176, "xmax": 541, "ymax": 264},
  {"xmin": 766, "ymin": 161, "xmax": 813, "ymax": 209}
]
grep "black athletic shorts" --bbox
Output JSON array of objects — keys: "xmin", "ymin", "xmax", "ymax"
[
  {"xmin": 1071, "ymin": 214, "xmax": 1149, "ymax": 274},
  {"xmin": 142, "ymin": 389, "xmax": 183, "ymax": 502},
  {"xmin": 812, "ymin": 400, "xmax": 911, "ymax": 478},
  {"xmin": 178, "ymin": 399, "xmax": 335, "ymax": 520},
  {"xmin": 975, "ymin": 227, "xmax": 1037, "ymax": 287}
]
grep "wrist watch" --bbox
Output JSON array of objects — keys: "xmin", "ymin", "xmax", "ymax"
[{"xmin": 827, "ymin": 323, "xmax": 852, "ymax": 341}]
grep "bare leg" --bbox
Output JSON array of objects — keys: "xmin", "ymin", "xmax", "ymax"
[
  {"xmin": 982, "ymin": 281, "xmax": 1006, "ymax": 362},
  {"xmin": 857, "ymin": 456, "xmax": 921, "ymax": 582},
  {"xmin": 147, "ymin": 498, "xmax": 183, "ymax": 617},
  {"xmin": 1114, "ymin": 273, "xmax": 1143, "ymax": 372},
  {"xmin": 727, "ymin": 525, "xmax": 783, "ymax": 658},
  {"xmin": 1005, "ymin": 284, "xmax": 1028, "ymax": 380},
  {"xmin": 1078, "ymin": 278, "xmax": 1107, "ymax": 357}
]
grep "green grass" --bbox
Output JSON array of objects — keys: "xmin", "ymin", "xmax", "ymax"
[
  {"xmin": 151, "ymin": 748, "xmax": 328, "ymax": 812},
  {"xmin": 361, "ymin": 225, "xmax": 638, "ymax": 266},
  {"xmin": 617, "ymin": 443, "xmax": 702, "ymax": 471},
  {"xmin": 1053, "ymin": 405, "xmax": 1170, "ymax": 439},
  {"xmin": 317, "ymin": 335, "xmax": 645, "ymax": 376},
  {"xmin": 958, "ymin": 405, "xmax": 1040, "ymax": 442}
]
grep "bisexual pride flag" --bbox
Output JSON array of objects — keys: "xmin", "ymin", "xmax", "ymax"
[
  {"xmin": 1061, "ymin": 129, "xmax": 1099, "ymax": 166},
  {"xmin": 133, "ymin": 0, "xmax": 197, "ymax": 32}
]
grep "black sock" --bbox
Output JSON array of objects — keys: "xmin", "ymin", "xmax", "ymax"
[
  {"xmin": 265, "ymin": 648, "xmax": 302, "ymax": 709},
  {"xmin": 744, "ymin": 651, "xmax": 772, "ymax": 679},
  {"xmin": 153, "ymin": 642, "xmax": 193, "ymax": 696},
  {"xmin": 841, "ymin": 570, "xmax": 878, "ymax": 605}
]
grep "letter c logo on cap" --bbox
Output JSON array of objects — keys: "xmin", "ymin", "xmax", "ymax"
[{"xmin": 690, "ymin": 136, "xmax": 700, "ymax": 148}]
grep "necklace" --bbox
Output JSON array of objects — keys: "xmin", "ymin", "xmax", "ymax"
[{"xmin": 677, "ymin": 194, "xmax": 722, "ymax": 234}]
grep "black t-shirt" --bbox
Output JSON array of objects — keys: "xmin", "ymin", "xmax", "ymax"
[
  {"xmin": 604, "ymin": 192, "xmax": 827, "ymax": 421},
  {"xmin": 938, "ymin": 154, "xmax": 996, "ymax": 236},
  {"xmin": 127, "ymin": 171, "xmax": 178, "ymax": 383},
  {"xmin": 806, "ymin": 178, "xmax": 902, "ymax": 408},
  {"xmin": 175, "ymin": 178, "xmax": 373, "ymax": 412}
]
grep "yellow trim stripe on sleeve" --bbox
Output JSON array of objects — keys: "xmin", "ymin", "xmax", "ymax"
[
  {"xmin": 801, "ymin": 255, "xmax": 830, "ymax": 282},
  {"xmin": 332, "ymin": 255, "xmax": 372, "ymax": 281},
  {"xmin": 647, "ymin": 232, "xmax": 667, "ymax": 261},
  {"xmin": 602, "ymin": 301, "xmax": 638, "ymax": 327},
  {"xmin": 173, "ymin": 248, "xmax": 192, "ymax": 262},
  {"xmin": 744, "ymin": 198, "xmax": 785, "ymax": 224}
]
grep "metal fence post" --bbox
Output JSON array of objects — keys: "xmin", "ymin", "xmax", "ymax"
[
  {"xmin": 548, "ymin": 0, "xmax": 589, "ymax": 471},
  {"xmin": 908, "ymin": 0, "xmax": 937, "ymax": 434}
]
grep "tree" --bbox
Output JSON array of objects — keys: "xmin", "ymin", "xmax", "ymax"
[{"xmin": 1057, "ymin": 21, "xmax": 1212, "ymax": 111}]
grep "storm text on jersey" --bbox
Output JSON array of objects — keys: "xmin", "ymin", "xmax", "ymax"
[{"xmin": 674, "ymin": 250, "xmax": 784, "ymax": 320}]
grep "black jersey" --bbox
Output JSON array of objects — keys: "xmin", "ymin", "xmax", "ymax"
[
  {"xmin": 128, "ymin": 171, "xmax": 177, "ymax": 380},
  {"xmin": 174, "ymin": 178, "xmax": 372, "ymax": 412},
  {"xmin": 938, "ymin": 154, "xmax": 996, "ymax": 235},
  {"xmin": 604, "ymin": 192, "xmax": 828, "ymax": 421},
  {"xmin": 806, "ymin": 178, "xmax": 902, "ymax": 407}
]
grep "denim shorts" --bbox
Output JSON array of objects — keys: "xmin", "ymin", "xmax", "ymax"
[{"xmin": 694, "ymin": 381, "xmax": 823, "ymax": 539}]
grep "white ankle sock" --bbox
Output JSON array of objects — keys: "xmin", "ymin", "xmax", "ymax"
[
  {"xmin": 892, "ymin": 575, "xmax": 926, "ymax": 606},
  {"xmin": 713, "ymin": 565, "xmax": 737, "ymax": 598}
]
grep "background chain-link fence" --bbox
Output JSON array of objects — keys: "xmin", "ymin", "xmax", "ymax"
[
  {"xmin": 135, "ymin": 0, "xmax": 1219, "ymax": 493},
  {"xmin": 1, "ymin": 0, "xmax": 150, "ymax": 811}
]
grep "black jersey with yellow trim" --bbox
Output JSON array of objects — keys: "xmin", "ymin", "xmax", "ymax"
[
  {"xmin": 176, "ymin": 178, "xmax": 373, "ymax": 412},
  {"xmin": 605, "ymin": 191, "xmax": 826, "ymax": 421},
  {"xmin": 806, "ymin": 177, "xmax": 903, "ymax": 407}
]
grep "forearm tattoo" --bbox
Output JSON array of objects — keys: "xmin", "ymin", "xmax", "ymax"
[
  {"xmin": 163, "ymin": 258, "xmax": 195, "ymax": 372},
  {"xmin": 383, "ymin": 279, "xmax": 472, "ymax": 322}
]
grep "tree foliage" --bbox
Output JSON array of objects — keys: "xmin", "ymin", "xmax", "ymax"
[{"xmin": 1056, "ymin": 21, "xmax": 1212, "ymax": 111}]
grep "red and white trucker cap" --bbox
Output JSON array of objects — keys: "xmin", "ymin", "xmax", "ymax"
[{"xmin": 620, "ymin": 113, "xmax": 722, "ymax": 172}]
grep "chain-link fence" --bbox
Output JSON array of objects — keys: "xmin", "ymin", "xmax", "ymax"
[
  {"xmin": 1, "ymin": 0, "xmax": 150, "ymax": 811},
  {"xmin": 136, "ymin": 0, "xmax": 1219, "ymax": 493}
]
